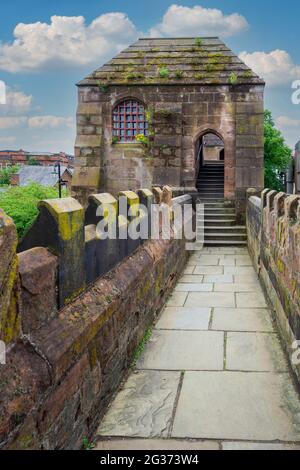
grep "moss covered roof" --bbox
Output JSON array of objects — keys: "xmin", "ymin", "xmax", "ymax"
[{"xmin": 78, "ymin": 37, "xmax": 264, "ymax": 87}]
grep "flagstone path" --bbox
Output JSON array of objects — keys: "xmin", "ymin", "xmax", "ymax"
[{"xmin": 95, "ymin": 247, "xmax": 300, "ymax": 451}]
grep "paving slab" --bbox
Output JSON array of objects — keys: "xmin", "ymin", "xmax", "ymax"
[
  {"xmin": 179, "ymin": 275, "xmax": 204, "ymax": 283},
  {"xmin": 193, "ymin": 256, "xmax": 221, "ymax": 266},
  {"xmin": 236, "ymin": 292, "xmax": 268, "ymax": 308},
  {"xmin": 186, "ymin": 292, "xmax": 235, "ymax": 308},
  {"xmin": 214, "ymin": 283, "xmax": 260, "ymax": 292},
  {"xmin": 233, "ymin": 274, "xmax": 259, "ymax": 283},
  {"xmin": 226, "ymin": 332, "xmax": 288, "ymax": 372},
  {"xmin": 222, "ymin": 441, "xmax": 300, "ymax": 451},
  {"xmin": 212, "ymin": 308, "xmax": 274, "ymax": 332},
  {"xmin": 95, "ymin": 439, "xmax": 219, "ymax": 450},
  {"xmin": 194, "ymin": 266, "xmax": 224, "ymax": 275},
  {"xmin": 225, "ymin": 267, "xmax": 256, "ymax": 275},
  {"xmin": 156, "ymin": 307, "xmax": 211, "ymax": 331},
  {"xmin": 172, "ymin": 371, "xmax": 300, "ymax": 441},
  {"xmin": 137, "ymin": 330, "xmax": 224, "ymax": 371},
  {"xmin": 234, "ymin": 256, "xmax": 253, "ymax": 266},
  {"xmin": 203, "ymin": 275, "xmax": 234, "ymax": 284},
  {"xmin": 218, "ymin": 248, "xmax": 248, "ymax": 254},
  {"xmin": 219, "ymin": 258, "xmax": 236, "ymax": 266},
  {"xmin": 183, "ymin": 266, "xmax": 195, "ymax": 275},
  {"xmin": 97, "ymin": 371, "xmax": 180, "ymax": 438},
  {"xmin": 167, "ymin": 292, "xmax": 188, "ymax": 307},
  {"xmin": 175, "ymin": 283, "xmax": 213, "ymax": 292}
]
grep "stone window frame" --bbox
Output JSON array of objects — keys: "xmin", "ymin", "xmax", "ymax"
[{"xmin": 112, "ymin": 98, "xmax": 148, "ymax": 143}]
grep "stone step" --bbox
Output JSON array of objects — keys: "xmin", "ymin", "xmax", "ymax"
[
  {"xmin": 197, "ymin": 182, "xmax": 224, "ymax": 185},
  {"xmin": 204, "ymin": 240, "xmax": 248, "ymax": 246},
  {"xmin": 205, "ymin": 233, "xmax": 247, "ymax": 242},
  {"xmin": 198, "ymin": 202, "xmax": 235, "ymax": 208},
  {"xmin": 204, "ymin": 226, "xmax": 246, "ymax": 233},
  {"xmin": 204, "ymin": 208, "xmax": 235, "ymax": 213},
  {"xmin": 202, "ymin": 220, "xmax": 237, "ymax": 227},
  {"xmin": 203, "ymin": 213, "xmax": 236, "ymax": 219},
  {"xmin": 198, "ymin": 174, "xmax": 224, "ymax": 179}
]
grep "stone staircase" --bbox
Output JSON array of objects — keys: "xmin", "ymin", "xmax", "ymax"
[{"xmin": 196, "ymin": 163, "xmax": 247, "ymax": 246}]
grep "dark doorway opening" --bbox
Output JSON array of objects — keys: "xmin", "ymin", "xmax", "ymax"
[{"xmin": 195, "ymin": 131, "xmax": 225, "ymax": 199}]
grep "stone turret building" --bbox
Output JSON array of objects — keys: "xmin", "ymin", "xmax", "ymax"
[{"xmin": 72, "ymin": 37, "xmax": 265, "ymax": 219}]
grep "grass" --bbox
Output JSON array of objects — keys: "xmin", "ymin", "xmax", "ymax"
[
  {"xmin": 131, "ymin": 327, "xmax": 153, "ymax": 368},
  {"xmin": 0, "ymin": 183, "xmax": 68, "ymax": 239}
]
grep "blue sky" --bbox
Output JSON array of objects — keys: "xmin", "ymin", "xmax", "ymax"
[{"xmin": 0, "ymin": 0, "xmax": 299, "ymax": 153}]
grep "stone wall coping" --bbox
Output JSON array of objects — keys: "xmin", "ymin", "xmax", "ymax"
[{"xmin": 248, "ymin": 195, "xmax": 262, "ymax": 209}]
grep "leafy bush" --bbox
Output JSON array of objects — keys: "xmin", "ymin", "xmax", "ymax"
[
  {"xmin": 195, "ymin": 37, "xmax": 202, "ymax": 47},
  {"xmin": 0, "ymin": 165, "xmax": 19, "ymax": 186},
  {"xmin": 264, "ymin": 110, "xmax": 292, "ymax": 191},
  {"xmin": 0, "ymin": 183, "xmax": 68, "ymax": 239}
]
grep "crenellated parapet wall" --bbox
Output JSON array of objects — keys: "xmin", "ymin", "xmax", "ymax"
[
  {"xmin": 0, "ymin": 188, "xmax": 193, "ymax": 449},
  {"xmin": 247, "ymin": 188, "xmax": 300, "ymax": 383}
]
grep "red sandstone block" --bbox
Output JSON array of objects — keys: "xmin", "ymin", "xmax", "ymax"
[
  {"xmin": 18, "ymin": 248, "xmax": 58, "ymax": 334},
  {"xmin": 38, "ymin": 353, "xmax": 90, "ymax": 434}
]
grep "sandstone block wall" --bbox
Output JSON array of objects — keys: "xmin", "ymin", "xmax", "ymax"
[
  {"xmin": 0, "ymin": 190, "xmax": 192, "ymax": 449},
  {"xmin": 247, "ymin": 189, "xmax": 300, "ymax": 383}
]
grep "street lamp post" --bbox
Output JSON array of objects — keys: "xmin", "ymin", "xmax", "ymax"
[{"xmin": 53, "ymin": 162, "xmax": 67, "ymax": 198}]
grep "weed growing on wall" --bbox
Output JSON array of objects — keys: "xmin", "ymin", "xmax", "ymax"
[{"xmin": 131, "ymin": 327, "xmax": 153, "ymax": 368}]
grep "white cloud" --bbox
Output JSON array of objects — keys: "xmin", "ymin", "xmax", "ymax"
[
  {"xmin": 0, "ymin": 89, "xmax": 33, "ymax": 115},
  {"xmin": 0, "ymin": 116, "xmax": 27, "ymax": 129},
  {"xmin": 0, "ymin": 135, "xmax": 16, "ymax": 144},
  {"xmin": 150, "ymin": 4, "xmax": 248, "ymax": 38},
  {"xmin": 239, "ymin": 50, "xmax": 300, "ymax": 86},
  {"xmin": 0, "ymin": 115, "xmax": 73, "ymax": 129},
  {"xmin": 28, "ymin": 115, "xmax": 73, "ymax": 129},
  {"xmin": 0, "ymin": 7, "xmax": 249, "ymax": 73},
  {"xmin": 0, "ymin": 13, "xmax": 140, "ymax": 72},
  {"xmin": 276, "ymin": 116, "xmax": 300, "ymax": 128}
]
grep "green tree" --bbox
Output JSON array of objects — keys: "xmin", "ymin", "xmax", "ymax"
[
  {"xmin": 264, "ymin": 110, "xmax": 292, "ymax": 191},
  {"xmin": 27, "ymin": 158, "xmax": 41, "ymax": 166},
  {"xmin": 0, "ymin": 165, "xmax": 19, "ymax": 186},
  {"xmin": 0, "ymin": 182, "xmax": 68, "ymax": 239}
]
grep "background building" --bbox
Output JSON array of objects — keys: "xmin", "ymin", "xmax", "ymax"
[{"xmin": 0, "ymin": 149, "xmax": 74, "ymax": 168}]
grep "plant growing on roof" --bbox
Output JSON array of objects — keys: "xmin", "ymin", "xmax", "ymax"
[
  {"xmin": 195, "ymin": 37, "xmax": 202, "ymax": 47},
  {"xmin": 158, "ymin": 66, "xmax": 169, "ymax": 79},
  {"xmin": 97, "ymin": 81, "xmax": 108, "ymax": 93},
  {"xmin": 242, "ymin": 70, "xmax": 254, "ymax": 79},
  {"xmin": 228, "ymin": 72, "xmax": 238, "ymax": 85},
  {"xmin": 125, "ymin": 72, "xmax": 144, "ymax": 81},
  {"xmin": 175, "ymin": 70, "xmax": 184, "ymax": 79}
]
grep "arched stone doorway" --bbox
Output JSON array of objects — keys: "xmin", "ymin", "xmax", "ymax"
[{"xmin": 195, "ymin": 130, "xmax": 225, "ymax": 201}]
